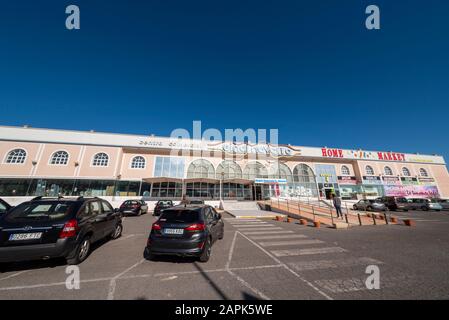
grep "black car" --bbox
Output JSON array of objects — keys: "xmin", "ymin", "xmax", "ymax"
[
  {"xmin": 0, "ymin": 198, "xmax": 12, "ymax": 215},
  {"xmin": 377, "ymin": 196, "xmax": 409, "ymax": 211},
  {"xmin": 144, "ymin": 205, "xmax": 224, "ymax": 262},
  {"xmin": 119, "ymin": 200, "xmax": 149, "ymax": 216},
  {"xmin": 0, "ymin": 196, "xmax": 123, "ymax": 265},
  {"xmin": 153, "ymin": 200, "xmax": 174, "ymax": 216}
]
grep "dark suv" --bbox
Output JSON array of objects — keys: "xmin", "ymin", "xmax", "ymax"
[
  {"xmin": 378, "ymin": 196, "xmax": 409, "ymax": 211},
  {"xmin": 0, "ymin": 198, "xmax": 11, "ymax": 215},
  {"xmin": 0, "ymin": 196, "xmax": 123, "ymax": 265},
  {"xmin": 144, "ymin": 205, "xmax": 224, "ymax": 262},
  {"xmin": 153, "ymin": 200, "xmax": 174, "ymax": 216}
]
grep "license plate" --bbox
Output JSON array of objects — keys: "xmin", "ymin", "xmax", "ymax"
[
  {"xmin": 163, "ymin": 228, "xmax": 184, "ymax": 235},
  {"xmin": 9, "ymin": 233, "xmax": 43, "ymax": 241}
]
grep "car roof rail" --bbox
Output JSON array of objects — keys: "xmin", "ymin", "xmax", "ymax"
[{"xmin": 30, "ymin": 196, "xmax": 64, "ymax": 202}]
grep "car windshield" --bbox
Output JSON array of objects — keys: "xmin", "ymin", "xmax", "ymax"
[
  {"xmin": 5, "ymin": 201, "xmax": 74, "ymax": 222},
  {"xmin": 159, "ymin": 209, "xmax": 200, "ymax": 223}
]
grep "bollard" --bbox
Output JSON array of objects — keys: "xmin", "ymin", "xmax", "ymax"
[
  {"xmin": 345, "ymin": 213, "xmax": 349, "ymax": 224},
  {"xmin": 287, "ymin": 217, "xmax": 292, "ymax": 223},
  {"xmin": 313, "ymin": 221, "xmax": 321, "ymax": 228},
  {"xmin": 299, "ymin": 219, "xmax": 308, "ymax": 225},
  {"xmin": 372, "ymin": 214, "xmax": 377, "ymax": 225},
  {"xmin": 404, "ymin": 219, "xmax": 415, "ymax": 227},
  {"xmin": 384, "ymin": 212, "xmax": 389, "ymax": 225},
  {"xmin": 357, "ymin": 213, "xmax": 362, "ymax": 226},
  {"xmin": 391, "ymin": 217, "xmax": 398, "ymax": 223}
]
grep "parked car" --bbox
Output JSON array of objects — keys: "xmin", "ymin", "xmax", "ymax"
[
  {"xmin": 353, "ymin": 199, "xmax": 387, "ymax": 212},
  {"xmin": 144, "ymin": 204, "xmax": 224, "ymax": 262},
  {"xmin": 434, "ymin": 199, "xmax": 449, "ymax": 210},
  {"xmin": 0, "ymin": 196, "xmax": 123, "ymax": 265},
  {"xmin": 119, "ymin": 200, "xmax": 148, "ymax": 216},
  {"xmin": 188, "ymin": 199, "xmax": 205, "ymax": 205},
  {"xmin": 377, "ymin": 196, "xmax": 409, "ymax": 211},
  {"xmin": 407, "ymin": 198, "xmax": 443, "ymax": 211},
  {"xmin": 0, "ymin": 198, "xmax": 12, "ymax": 215},
  {"xmin": 153, "ymin": 200, "xmax": 174, "ymax": 216}
]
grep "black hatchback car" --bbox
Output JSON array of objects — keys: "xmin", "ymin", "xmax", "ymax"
[
  {"xmin": 0, "ymin": 198, "xmax": 12, "ymax": 215},
  {"xmin": 119, "ymin": 200, "xmax": 149, "ymax": 216},
  {"xmin": 144, "ymin": 205, "xmax": 224, "ymax": 262},
  {"xmin": 0, "ymin": 196, "xmax": 123, "ymax": 265}
]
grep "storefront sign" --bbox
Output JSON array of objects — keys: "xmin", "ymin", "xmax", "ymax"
[
  {"xmin": 321, "ymin": 148, "xmax": 344, "ymax": 158},
  {"xmin": 219, "ymin": 143, "xmax": 296, "ymax": 157},
  {"xmin": 382, "ymin": 176, "xmax": 401, "ymax": 185},
  {"xmin": 401, "ymin": 177, "xmax": 419, "ymax": 185},
  {"xmin": 254, "ymin": 178, "xmax": 287, "ymax": 184},
  {"xmin": 315, "ymin": 165, "xmax": 338, "ymax": 183},
  {"xmin": 337, "ymin": 176, "xmax": 357, "ymax": 185},
  {"xmin": 377, "ymin": 152, "xmax": 406, "ymax": 162},
  {"xmin": 362, "ymin": 176, "xmax": 382, "ymax": 185},
  {"xmin": 384, "ymin": 185, "xmax": 440, "ymax": 198},
  {"xmin": 418, "ymin": 177, "xmax": 435, "ymax": 185}
]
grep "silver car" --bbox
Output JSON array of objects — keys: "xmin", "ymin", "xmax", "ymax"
[
  {"xmin": 434, "ymin": 199, "xmax": 449, "ymax": 210},
  {"xmin": 353, "ymin": 199, "xmax": 387, "ymax": 212},
  {"xmin": 407, "ymin": 198, "xmax": 443, "ymax": 211}
]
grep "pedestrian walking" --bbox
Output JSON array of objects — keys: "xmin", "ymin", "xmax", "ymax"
[{"xmin": 332, "ymin": 194, "xmax": 343, "ymax": 218}]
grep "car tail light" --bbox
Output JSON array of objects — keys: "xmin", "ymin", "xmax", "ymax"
[
  {"xmin": 59, "ymin": 219, "xmax": 78, "ymax": 239},
  {"xmin": 152, "ymin": 222, "xmax": 162, "ymax": 231},
  {"xmin": 185, "ymin": 223, "xmax": 205, "ymax": 231}
]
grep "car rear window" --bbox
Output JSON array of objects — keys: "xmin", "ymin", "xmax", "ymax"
[
  {"xmin": 159, "ymin": 209, "xmax": 200, "ymax": 223},
  {"xmin": 158, "ymin": 201, "xmax": 172, "ymax": 206},
  {"xmin": 5, "ymin": 201, "xmax": 74, "ymax": 222}
]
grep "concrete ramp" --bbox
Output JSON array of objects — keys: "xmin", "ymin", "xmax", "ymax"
[{"xmin": 223, "ymin": 200, "xmax": 285, "ymax": 219}]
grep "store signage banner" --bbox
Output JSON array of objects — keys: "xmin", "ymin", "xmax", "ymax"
[
  {"xmin": 401, "ymin": 177, "xmax": 419, "ymax": 185},
  {"xmin": 382, "ymin": 176, "xmax": 401, "ymax": 185},
  {"xmin": 418, "ymin": 177, "xmax": 436, "ymax": 185},
  {"xmin": 384, "ymin": 185, "xmax": 440, "ymax": 198},
  {"xmin": 337, "ymin": 176, "xmax": 357, "ymax": 185},
  {"xmin": 362, "ymin": 176, "xmax": 382, "ymax": 185},
  {"xmin": 254, "ymin": 178, "xmax": 287, "ymax": 184}
]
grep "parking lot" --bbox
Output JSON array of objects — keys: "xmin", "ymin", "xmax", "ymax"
[{"xmin": 1, "ymin": 209, "xmax": 449, "ymax": 300}]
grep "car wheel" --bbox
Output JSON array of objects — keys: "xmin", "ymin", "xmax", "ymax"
[
  {"xmin": 199, "ymin": 238, "xmax": 212, "ymax": 263},
  {"xmin": 366, "ymin": 206, "xmax": 373, "ymax": 212},
  {"xmin": 67, "ymin": 237, "xmax": 91, "ymax": 265},
  {"xmin": 111, "ymin": 223, "xmax": 123, "ymax": 240},
  {"xmin": 143, "ymin": 247, "xmax": 156, "ymax": 261},
  {"xmin": 218, "ymin": 227, "xmax": 224, "ymax": 240},
  {"xmin": 353, "ymin": 205, "xmax": 357, "ymax": 210}
]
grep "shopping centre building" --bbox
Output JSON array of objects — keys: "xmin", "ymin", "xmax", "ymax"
[{"xmin": 0, "ymin": 125, "xmax": 448, "ymax": 204}]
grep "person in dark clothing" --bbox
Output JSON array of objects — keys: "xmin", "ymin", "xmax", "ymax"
[{"xmin": 332, "ymin": 194, "xmax": 343, "ymax": 218}]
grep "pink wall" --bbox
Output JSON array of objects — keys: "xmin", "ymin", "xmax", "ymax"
[{"xmin": 0, "ymin": 142, "xmax": 40, "ymax": 177}]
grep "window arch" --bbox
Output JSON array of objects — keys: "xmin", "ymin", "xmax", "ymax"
[
  {"xmin": 341, "ymin": 165, "xmax": 350, "ymax": 176},
  {"xmin": 50, "ymin": 151, "xmax": 69, "ymax": 165},
  {"xmin": 384, "ymin": 166, "xmax": 393, "ymax": 176},
  {"xmin": 419, "ymin": 168, "xmax": 429, "ymax": 177},
  {"xmin": 243, "ymin": 162, "xmax": 268, "ymax": 180},
  {"xmin": 402, "ymin": 167, "xmax": 411, "ymax": 177},
  {"xmin": 5, "ymin": 149, "xmax": 27, "ymax": 164},
  {"xmin": 187, "ymin": 159, "xmax": 215, "ymax": 179},
  {"xmin": 292, "ymin": 164, "xmax": 316, "ymax": 183},
  {"xmin": 365, "ymin": 165, "xmax": 375, "ymax": 175},
  {"xmin": 92, "ymin": 153, "xmax": 109, "ymax": 167},
  {"xmin": 269, "ymin": 163, "xmax": 293, "ymax": 183},
  {"xmin": 216, "ymin": 160, "xmax": 242, "ymax": 179},
  {"xmin": 131, "ymin": 156, "xmax": 146, "ymax": 169}
]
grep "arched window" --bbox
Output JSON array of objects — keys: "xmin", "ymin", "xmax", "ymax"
[
  {"xmin": 92, "ymin": 153, "xmax": 109, "ymax": 167},
  {"xmin": 419, "ymin": 168, "xmax": 429, "ymax": 177},
  {"xmin": 50, "ymin": 151, "xmax": 69, "ymax": 165},
  {"xmin": 384, "ymin": 166, "xmax": 393, "ymax": 176},
  {"xmin": 293, "ymin": 164, "xmax": 315, "ymax": 183},
  {"xmin": 402, "ymin": 167, "xmax": 411, "ymax": 176},
  {"xmin": 5, "ymin": 149, "xmax": 27, "ymax": 164},
  {"xmin": 187, "ymin": 159, "xmax": 215, "ymax": 179},
  {"xmin": 269, "ymin": 163, "xmax": 293, "ymax": 183},
  {"xmin": 216, "ymin": 160, "xmax": 242, "ymax": 179},
  {"xmin": 341, "ymin": 165, "xmax": 350, "ymax": 176},
  {"xmin": 365, "ymin": 165, "xmax": 375, "ymax": 175},
  {"xmin": 243, "ymin": 162, "xmax": 268, "ymax": 180},
  {"xmin": 131, "ymin": 156, "xmax": 146, "ymax": 169}
]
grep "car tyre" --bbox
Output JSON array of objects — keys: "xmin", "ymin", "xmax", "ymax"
[
  {"xmin": 144, "ymin": 247, "xmax": 156, "ymax": 261},
  {"xmin": 67, "ymin": 236, "xmax": 91, "ymax": 265},
  {"xmin": 111, "ymin": 223, "xmax": 123, "ymax": 240},
  {"xmin": 199, "ymin": 238, "xmax": 212, "ymax": 263}
]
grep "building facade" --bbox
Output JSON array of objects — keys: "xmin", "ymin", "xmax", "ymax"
[{"xmin": 0, "ymin": 126, "xmax": 448, "ymax": 201}]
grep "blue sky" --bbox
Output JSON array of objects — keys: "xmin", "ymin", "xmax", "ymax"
[{"xmin": 0, "ymin": 1, "xmax": 448, "ymax": 159}]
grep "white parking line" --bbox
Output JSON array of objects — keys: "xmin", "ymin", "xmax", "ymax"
[
  {"xmin": 242, "ymin": 230, "xmax": 294, "ymax": 235},
  {"xmin": 250, "ymin": 234, "xmax": 307, "ymax": 240},
  {"xmin": 271, "ymin": 247, "xmax": 348, "ymax": 257},
  {"xmin": 237, "ymin": 227, "xmax": 283, "ymax": 232},
  {"xmin": 0, "ymin": 270, "xmax": 31, "ymax": 281},
  {"xmin": 259, "ymin": 239, "xmax": 324, "ymax": 247},
  {"xmin": 232, "ymin": 224, "xmax": 274, "ymax": 228},
  {"xmin": 288, "ymin": 257, "xmax": 383, "ymax": 271},
  {"xmin": 107, "ymin": 259, "xmax": 145, "ymax": 300}
]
